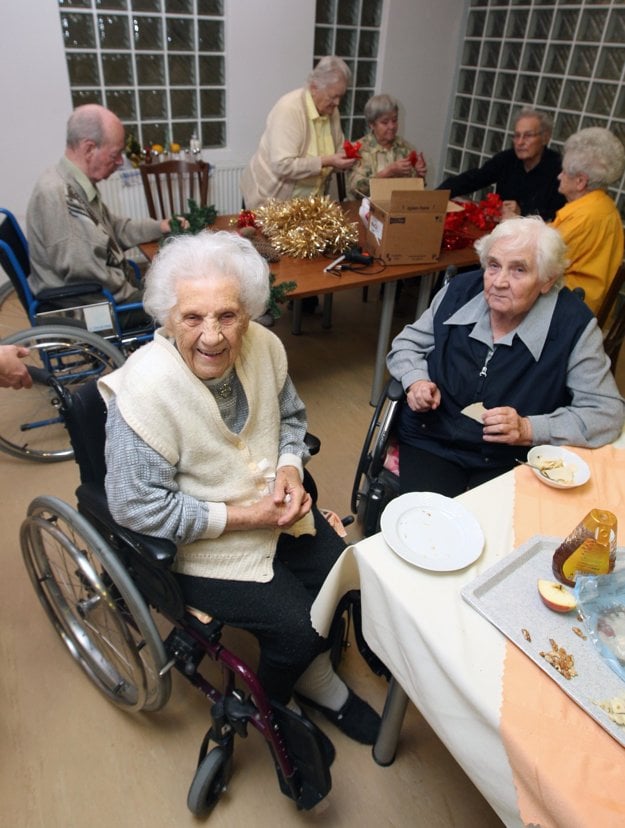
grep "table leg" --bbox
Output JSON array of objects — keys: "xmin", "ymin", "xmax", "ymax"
[
  {"xmin": 370, "ymin": 279, "xmax": 397, "ymax": 405},
  {"xmin": 291, "ymin": 299, "xmax": 303, "ymax": 335},
  {"xmin": 414, "ymin": 272, "xmax": 434, "ymax": 318},
  {"xmin": 322, "ymin": 294, "xmax": 333, "ymax": 329},
  {"xmin": 372, "ymin": 676, "xmax": 409, "ymax": 767}
]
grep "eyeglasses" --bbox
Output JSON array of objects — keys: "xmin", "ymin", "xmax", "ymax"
[{"xmin": 512, "ymin": 130, "xmax": 543, "ymax": 142}]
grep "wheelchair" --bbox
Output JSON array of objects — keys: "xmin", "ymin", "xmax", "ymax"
[
  {"xmin": 0, "ymin": 207, "xmax": 154, "ymax": 462},
  {"xmin": 351, "ymin": 378, "xmax": 404, "ymax": 538},
  {"xmin": 20, "ymin": 377, "xmax": 342, "ymax": 817}
]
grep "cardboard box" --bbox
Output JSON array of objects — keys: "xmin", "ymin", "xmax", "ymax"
[{"xmin": 364, "ymin": 179, "xmax": 451, "ymax": 265}]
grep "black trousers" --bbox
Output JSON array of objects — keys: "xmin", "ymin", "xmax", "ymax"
[
  {"xmin": 176, "ymin": 506, "xmax": 345, "ymax": 703},
  {"xmin": 398, "ymin": 443, "xmax": 511, "ymax": 498}
]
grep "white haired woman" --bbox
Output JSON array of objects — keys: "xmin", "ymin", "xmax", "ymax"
[
  {"xmin": 240, "ymin": 56, "xmax": 357, "ymax": 209},
  {"xmin": 347, "ymin": 93, "xmax": 427, "ymax": 199},
  {"xmin": 98, "ymin": 231, "xmax": 380, "ymax": 746},
  {"xmin": 552, "ymin": 126, "xmax": 625, "ymax": 313},
  {"xmin": 387, "ymin": 216, "xmax": 625, "ymax": 498}
]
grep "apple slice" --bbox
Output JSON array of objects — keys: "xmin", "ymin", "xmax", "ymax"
[{"xmin": 537, "ymin": 579, "xmax": 577, "ymax": 613}]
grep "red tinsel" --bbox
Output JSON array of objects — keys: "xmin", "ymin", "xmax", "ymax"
[
  {"xmin": 235, "ymin": 209, "xmax": 258, "ymax": 229},
  {"xmin": 343, "ymin": 139, "xmax": 362, "ymax": 159},
  {"xmin": 408, "ymin": 150, "xmax": 417, "ymax": 167},
  {"xmin": 442, "ymin": 193, "xmax": 503, "ymax": 250}
]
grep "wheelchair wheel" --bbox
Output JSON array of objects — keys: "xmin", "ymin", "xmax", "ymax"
[
  {"xmin": 0, "ymin": 325, "xmax": 124, "ymax": 462},
  {"xmin": 21, "ymin": 495, "xmax": 171, "ymax": 712},
  {"xmin": 351, "ymin": 383, "xmax": 401, "ymax": 515},
  {"xmin": 187, "ymin": 746, "xmax": 233, "ymax": 817}
]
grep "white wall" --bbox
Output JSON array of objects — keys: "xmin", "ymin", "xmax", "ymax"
[{"xmin": 0, "ymin": 0, "xmax": 465, "ymax": 223}]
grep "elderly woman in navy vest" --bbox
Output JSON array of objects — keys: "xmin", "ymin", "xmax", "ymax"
[
  {"xmin": 387, "ymin": 216, "xmax": 625, "ymax": 498},
  {"xmin": 99, "ymin": 231, "xmax": 380, "ymax": 747}
]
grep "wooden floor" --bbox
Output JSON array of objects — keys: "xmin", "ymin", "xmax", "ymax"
[{"xmin": 0, "ymin": 283, "xmax": 513, "ymax": 828}]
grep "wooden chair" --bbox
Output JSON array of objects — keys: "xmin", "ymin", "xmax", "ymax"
[
  {"xmin": 139, "ymin": 159, "xmax": 210, "ymax": 220},
  {"xmin": 596, "ymin": 261, "xmax": 625, "ymax": 329}
]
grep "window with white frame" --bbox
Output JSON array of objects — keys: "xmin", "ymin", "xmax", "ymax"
[
  {"xmin": 443, "ymin": 0, "xmax": 625, "ymax": 219},
  {"xmin": 58, "ymin": 0, "xmax": 225, "ymax": 151},
  {"xmin": 314, "ymin": 0, "xmax": 384, "ymax": 140}
]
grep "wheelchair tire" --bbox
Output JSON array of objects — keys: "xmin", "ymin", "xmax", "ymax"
[
  {"xmin": 21, "ymin": 495, "xmax": 171, "ymax": 712},
  {"xmin": 187, "ymin": 746, "xmax": 233, "ymax": 817},
  {"xmin": 0, "ymin": 325, "xmax": 125, "ymax": 462}
]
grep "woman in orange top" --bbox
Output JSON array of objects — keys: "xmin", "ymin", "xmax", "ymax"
[{"xmin": 551, "ymin": 127, "xmax": 625, "ymax": 314}]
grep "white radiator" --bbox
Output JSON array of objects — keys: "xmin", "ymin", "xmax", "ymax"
[{"xmin": 98, "ymin": 164, "xmax": 245, "ymax": 219}]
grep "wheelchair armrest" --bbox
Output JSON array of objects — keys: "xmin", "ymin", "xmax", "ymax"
[
  {"xmin": 36, "ymin": 283, "xmax": 107, "ymax": 302},
  {"xmin": 76, "ymin": 483, "xmax": 177, "ymax": 567},
  {"xmin": 387, "ymin": 378, "xmax": 404, "ymax": 401},
  {"xmin": 305, "ymin": 432, "xmax": 320, "ymax": 456}
]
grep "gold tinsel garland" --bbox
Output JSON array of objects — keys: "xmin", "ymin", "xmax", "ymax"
[{"xmin": 254, "ymin": 195, "xmax": 358, "ymax": 259}]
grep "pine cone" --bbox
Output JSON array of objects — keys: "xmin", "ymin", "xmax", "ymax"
[{"xmin": 252, "ymin": 238, "xmax": 281, "ymax": 262}]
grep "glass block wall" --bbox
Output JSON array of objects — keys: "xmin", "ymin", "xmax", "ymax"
[
  {"xmin": 314, "ymin": 0, "xmax": 384, "ymax": 140},
  {"xmin": 443, "ymin": 0, "xmax": 625, "ymax": 219},
  {"xmin": 58, "ymin": 0, "xmax": 225, "ymax": 150}
]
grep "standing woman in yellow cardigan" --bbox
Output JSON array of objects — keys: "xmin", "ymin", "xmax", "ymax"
[
  {"xmin": 552, "ymin": 127, "xmax": 625, "ymax": 314},
  {"xmin": 240, "ymin": 57, "xmax": 356, "ymax": 209}
]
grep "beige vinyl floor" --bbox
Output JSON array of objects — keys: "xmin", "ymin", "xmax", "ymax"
[{"xmin": 0, "ymin": 277, "xmax": 563, "ymax": 828}]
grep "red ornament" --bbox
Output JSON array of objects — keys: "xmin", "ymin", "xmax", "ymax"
[
  {"xmin": 236, "ymin": 209, "xmax": 257, "ymax": 229},
  {"xmin": 408, "ymin": 150, "xmax": 418, "ymax": 167},
  {"xmin": 343, "ymin": 140, "xmax": 362, "ymax": 159},
  {"xmin": 442, "ymin": 194, "xmax": 503, "ymax": 250}
]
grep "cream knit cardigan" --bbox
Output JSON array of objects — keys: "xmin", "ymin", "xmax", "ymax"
[{"xmin": 100, "ymin": 324, "xmax": 309, "ymax": 582}]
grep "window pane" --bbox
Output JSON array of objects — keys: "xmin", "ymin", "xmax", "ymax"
[
  {"xmin": 61, "ymin": 13, "xmax": 96, "ymax": 48},
  {"xmin": 596, "ymin": 47, "xmax": 624, "ymax": 81},
  {"xmin": 172, "ymin": 121, "xmax": 197, "ymax": 147},
  {"xmin": 586, "ymin": 82, "xmax": 616, "ymax": 115},
  {"xmin": 200, "ymin": 88, "xmax": 224, "ymax": 117},
  {"xmin": 139, "ymin": 88, "xmax": 167, "ymax": 118},
  {"xmin": 358, "ymin": 29, "xmax": 378, "ymax": 58},
  {"xmin": 131, "ymin": 0, "xmax": 161, "ymax": 10},
  {"xmin": 197, "ymin": 19, "xmax": 223, "ymax": 51},
  {"xmin": 337, "ymin": 0, "xmax": 358, "ymax": 26},
  {"xmin": 167, "ymin": 17, "xmax": 194, "ymax": 50},
  {"xmin": 486, "ymin": 10, "xmax": 506, "ymax": 38},
  {"xmin": 199, "ymin": 55, "xmax": 224, "ymax": 85},
  {"xmin": 538, "ymin": 76, "xmax": 562, "ymax": 109},
  {"xmin": 97, "ymin": 15, "xmax": 130, "ymax": 48},
  {"xmin": 102, "ymin": 53, "xmax": 133, "ymax": 85},
  {"xmin": 72, "ymin": 90, "xmax": 103, "ymax": 108},
  {"xmin": 316, "ymin": 0, "xmax": 335, "ymax": 26},
  {"xmin": 491, "ymin": 102, "xmax": 510, "ymax": 129},
  {"xmin": 133, "ymin": 15, "xmax": 162, "ymax": 50},
  {"xmin": 59, "ymin": 0, "xmax": 91, "ymax": 7},
  {"xmin": 166, "ymin": 0, "xmax": 192, "ymax": 13},
  {"xmin": 561, "ymin": 79, "xmax": 588, "ymax": 110},
  {"xmin": 169, "ymin": 54, "xmax": 195, "ymax": 85},
  {"xmin": 315, "ymin": 26, "xmax": 334, "ymax": 55},
  {"xmin": 197, "ymin": 0, "xmax": 224, "ymax": 14},
  {"xmin": 170, "ymin": 88, "xmax": 196, "ymax": 118},
  {"xmin": 360, "ymin": 0, "xmax": 382, "ymax": 28},
  {"xmin": 201, "ymin": 120, "xmax": 225, "ymax": 148},
  {"xmin": 97, "ymin": 0, "xmax": 129, "ymax": 10},
  {"xmin": 143, "ymin": 122, "xmax": 167, "ymax": 145},
  {"xmin": 107, "ymin": 89, "xmax": 136, "ymax": 119},
  {"xmin": 336, "ymin": 27, "xmax": 357, "ymax": 57},
  {"xmin": 569, "ymin": 46, "xmax": 597, "ymax": 78},
  {"xmin": 136, "ymin": 54, "xmax": 165, "ymax": 85},
  {"xmin": 356, "ymin": 60, "xmax": 376, "ymax": 87},
  {"xmin": 67, "ymin": 53, "xmax": 100, "ymax": 85}
]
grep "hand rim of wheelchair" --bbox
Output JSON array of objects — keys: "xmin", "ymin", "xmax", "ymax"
[
  {"xmin": 21, "ymin": 495, "xmax": 171, "ymax": 712},
  {"xmin": 351, "ymin": 378, "xmax": 403, "ymax": 515},
  {"xmin": 0, "ymin": 325, "xmax": 125, "ymax": 463}
]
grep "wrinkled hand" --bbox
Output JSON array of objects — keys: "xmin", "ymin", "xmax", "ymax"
[
  {"xmin": 324, "ymin": 152, "xmax": 357, "ymax": 171},
  {"xmin": 273, "ymin": 466, "xmax": 312, "ymax": 527},
  {"xmin": 406, "ymin": 380, "xmax": 441, "ymax": 412},
  {"xmin": 0, "ymin": 345, "xmax": 32, "ymax": 389},
  {"xmin": 162, "ymin": 216, "xmax": 190, "ymax": 233},
  {"xmin": 389, "ymin": 157, "xmax": 414, "ymax": 177},
  {"xmin": 482, "ymin": 406, "xmax": 532, "ymax": 444}
]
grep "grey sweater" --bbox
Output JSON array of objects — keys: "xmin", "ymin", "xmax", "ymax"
[{"xmin": 26, "ymin": 156, "xmax": 162, "ymax": 302}]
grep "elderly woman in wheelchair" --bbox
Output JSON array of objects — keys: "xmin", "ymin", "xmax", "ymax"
[
  {"xmin": 98, "ymin": 232, "xmax": 379, "ymax": 747},
  {"xmin": 385, "ymin": 216, "xmax": 624, "ymax": 499}
]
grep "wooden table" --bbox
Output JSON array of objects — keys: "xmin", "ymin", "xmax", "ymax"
[{"xmin": 140, "ymin": 213, "xmax": 479, "ymax": 404}]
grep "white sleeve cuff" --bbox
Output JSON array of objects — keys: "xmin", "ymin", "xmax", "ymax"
[{"xmin": 202, "ymin": 501, "xmax": 228, "ymax": 538}]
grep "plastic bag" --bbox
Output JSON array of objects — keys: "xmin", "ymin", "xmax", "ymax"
[{"xmin": 575, "ymin": 568, "xmax": 625, "ymax": 684}]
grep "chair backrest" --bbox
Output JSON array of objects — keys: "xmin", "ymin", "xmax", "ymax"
[
  {"xmin": 59, "ymin": 379, "xmax": 108, "ymax": 485},
  {"xmin": 139, "ymin": 159, "xmax": 210, "ymax": 220},
  {"xmin": 0, "ymin": 208, "xmax": 36, "ymax": 315},
  {"xmin": 603, "ymin": 290, "xmax": 625, "ymax": 373},
  {"xmin": 596, "ymin": 261, "xmax": 625, "ymax": 328}
]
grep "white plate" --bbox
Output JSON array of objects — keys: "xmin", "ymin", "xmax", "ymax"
[
  {"xmin": 526, "ymin": 445, "xmax": 590, "ymax": 489},
  {"xmin": 380, "ymin": 492, "xmax": 484, "ymax": 572}
]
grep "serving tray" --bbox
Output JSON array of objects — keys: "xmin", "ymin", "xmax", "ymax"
[{"xmin": 462, "ymin": 535, "xmax": 625, "ymax": 749}]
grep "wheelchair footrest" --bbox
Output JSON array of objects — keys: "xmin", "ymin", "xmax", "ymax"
[{"xmin": 269, "ymin": 702, "xmax": 332, "ymax": 810}]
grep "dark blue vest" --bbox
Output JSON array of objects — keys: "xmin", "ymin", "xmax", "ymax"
[{"xmin": 397, "ymin": 269, "xmax": 592, "ymax": 470}]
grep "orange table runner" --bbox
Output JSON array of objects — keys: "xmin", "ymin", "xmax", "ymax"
[{"xmin": 501, "ymin": 445, "xmax": 625, "ymax": 827}]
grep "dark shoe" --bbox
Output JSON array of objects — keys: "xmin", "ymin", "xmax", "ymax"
[{"xmin": 296, "ymin": 690, "xmax": 381, "ymax": 745}]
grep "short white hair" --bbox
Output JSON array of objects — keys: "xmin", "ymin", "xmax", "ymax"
[
  {"xmin": 144, "ymin": 231, "xmax": 270, "ymax": 324},
  {"xmin": 308, "ymin": 56, "xmax": 351, "ymax": 90},
  {"xmin": 562, "ymin": 127, "xmax": 625, "ymax": 190},
  {"xmin": 475, "ymin": 216, "xmax": 567, "ymax": 288}
]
